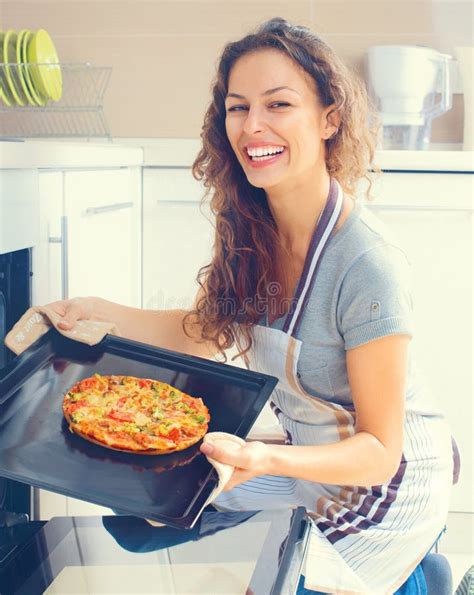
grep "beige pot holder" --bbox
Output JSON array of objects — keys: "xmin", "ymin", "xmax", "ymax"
[
  {"xmin": 146, "ymin": 432, "xmax": 245, "ymax": 526},
  {"xmin": 4, "ymin": 305, "xmax": 120, "ymax": 356}
]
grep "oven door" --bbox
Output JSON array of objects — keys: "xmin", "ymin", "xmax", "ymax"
[{"xmin": 0, "ymin": 248, "xmax": 32, "ymax": 516}]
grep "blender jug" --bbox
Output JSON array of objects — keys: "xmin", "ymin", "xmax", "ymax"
[{"xmin": 366, "ymin": 46, "xmax": 453, "ymax": 150}]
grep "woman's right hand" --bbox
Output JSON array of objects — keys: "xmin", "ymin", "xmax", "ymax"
[{"xmin": 48, "ymin": 297, "xmax": 98, "ymax": 331}]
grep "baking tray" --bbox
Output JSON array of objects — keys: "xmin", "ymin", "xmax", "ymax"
[{"xmin": 0, "ymin": 329, "xmax": 278, "ymax": 528}]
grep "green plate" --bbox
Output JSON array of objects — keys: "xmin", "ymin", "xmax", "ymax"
[
  {"xmin": 27, "ymin": 28, "xmax": 62, "ymax": 101},
  {"xmin": 16, "ymin": 29, "xmax": 37, "ymax": 106},
  {"xmin": 3, "ymin": 29, "xmax": 28, "ymax": 106},
  {"xmin": 0, "ymin": 31, "xmax": 15, "ymax": 106},
  {"xmin": 21, "ymin": 30, "xmax": 47, "ymax": 106}
]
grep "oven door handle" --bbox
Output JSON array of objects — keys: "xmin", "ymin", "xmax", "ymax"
[{"xmin": 48, "ymin": 216, "xmax": 69, "ymax": 300}]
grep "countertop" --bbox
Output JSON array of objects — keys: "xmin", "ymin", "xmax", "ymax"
[
  {"xmin": 0, "ymin": 140, "xmax": 143, "ymax": 169},
  {"xmin": 1, "ymin": 138, "xmax": 473, "ymax": 172}
]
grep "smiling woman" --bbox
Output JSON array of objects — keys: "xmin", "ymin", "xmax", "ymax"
[{"xmin": 184, "ymin": 17, "xmax": 456, "ymax": 595}]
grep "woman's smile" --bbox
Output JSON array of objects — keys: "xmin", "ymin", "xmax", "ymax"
[{"xmin": 242, "ymin": 144, "xmax": 288, "ymax": 169}]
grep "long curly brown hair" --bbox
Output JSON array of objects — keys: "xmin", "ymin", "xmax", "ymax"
[{"xmin": 183, "ymin": 17, "xmax": 381, "ymax": 363}]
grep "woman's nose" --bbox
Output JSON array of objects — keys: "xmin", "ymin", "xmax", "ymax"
[{"xmin": 243, "ymin": 107, "xmax": 267, "ymax": 135}]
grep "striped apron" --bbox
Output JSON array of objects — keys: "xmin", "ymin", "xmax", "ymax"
[{"xmin": 216, "ymin": 179, "xmax": 454, "ymax": 594}]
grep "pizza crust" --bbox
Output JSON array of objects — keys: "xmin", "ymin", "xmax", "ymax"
[{"xmin": 65, "ymin": 410, "xmax": 197, "ymax": 455}]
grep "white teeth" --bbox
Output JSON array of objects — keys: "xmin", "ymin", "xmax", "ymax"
[{"xmin": 246, "ymin": 146, "xmax": 285, "ymax": 158}]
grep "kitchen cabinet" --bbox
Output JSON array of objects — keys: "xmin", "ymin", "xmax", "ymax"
[
  {"xmin": 359, "ymin": 171, "xmax": 474, "ymax": 556},
  {"xmin": 65, "ymin": 169, "xmax": 141, "ymax": 307},
  {"xmin": 142, "ymin": 167, "xmax": 214, "ymax": 311},
  {"xmin": 142, "ymin": 167, "xmax": 249, "ymax": 368},
  {"xmin": 360, "ymin": 172, "xmax": 473, "ymax": 518},
  {"xmin": 35, "ymin": 168, "xmax": 141, "ymax": 308}
]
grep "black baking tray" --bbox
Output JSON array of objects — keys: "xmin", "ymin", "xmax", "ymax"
[{"xmin": 0, "ymin": 329, "xmax": 278, "ymax": 528}]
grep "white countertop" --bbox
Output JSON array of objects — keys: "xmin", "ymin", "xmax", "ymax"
[
  {"xmin": 1, "ymin": 138, "xmax": 473, "ymax": 172},
  {"xmin": 375, "ymin": 149, "xmax": 474, "ymax": 172},
  {"xmin": 0, "ymin": 140, "xmax": 143, "ymax": 169}
]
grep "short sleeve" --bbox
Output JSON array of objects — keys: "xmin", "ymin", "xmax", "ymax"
[{"xmin": 336, "ymin": 244, "xmax": 414, "ymax": 350}]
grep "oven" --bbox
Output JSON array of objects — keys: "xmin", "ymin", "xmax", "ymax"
[
  {"xmin": 0, "ymin": 167, "xmax": 40, "ymax": 520},
  {"xmin": 0, "ymin": 248, "xmax": 33, "ymax": 515}
]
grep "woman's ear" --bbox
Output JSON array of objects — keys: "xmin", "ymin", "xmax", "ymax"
[{"xmin": 322, "ymin": 104, "xmax": 341, "ymax": 139}]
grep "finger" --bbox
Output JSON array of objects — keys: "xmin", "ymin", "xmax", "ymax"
[
  {"xmin": 47, "ymin": 301, "xmax": 72, "ymax": 329},
  {"xmin": 57, "ymin": 302, "xmax": 85, "ymax": 330}
]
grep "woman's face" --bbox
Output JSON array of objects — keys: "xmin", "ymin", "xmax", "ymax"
[{"xmin": 225, "ymin": 48, "xmax": 336, "ymax": 191}]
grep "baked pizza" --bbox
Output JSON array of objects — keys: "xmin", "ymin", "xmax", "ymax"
[{"xmin": 63, "ymin": 374, "xmax": 210, "ymax": 455}]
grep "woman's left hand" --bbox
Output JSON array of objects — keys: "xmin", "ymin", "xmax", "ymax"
[{"xmin": 200, "ymin": 440, "xmax": 270, "ymax": 491}]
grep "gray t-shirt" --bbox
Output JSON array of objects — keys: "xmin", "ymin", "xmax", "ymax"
[{"xmin": 262, "ymin": 199, "xmax": 437, "ymax": 415}]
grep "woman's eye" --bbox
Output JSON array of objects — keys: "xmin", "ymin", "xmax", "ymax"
[
  {"xmin": 227, "ymin": 105, "xmax": 248, "ymax": 112},
  {"xmin": 226, "ymin": 102, "xmax": 290, "ymax": 113}
]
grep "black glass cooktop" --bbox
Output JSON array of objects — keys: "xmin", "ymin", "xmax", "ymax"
[{"xmin": 0, "ymin": 508, "xmax": 310, "ymax": 595}]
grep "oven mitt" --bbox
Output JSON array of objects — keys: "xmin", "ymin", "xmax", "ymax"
[
  {"xmin": 146, "ymin": 432, "xmax": 245, "ymax": 527},
  {"xmin": 4, "ymin": 305, "xmax": 120, "ymax": 356}
]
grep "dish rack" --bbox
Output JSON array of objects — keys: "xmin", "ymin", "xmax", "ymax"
[{"xmin": 0, "ymin": 63, "xmax": 112, "ymax": 141}]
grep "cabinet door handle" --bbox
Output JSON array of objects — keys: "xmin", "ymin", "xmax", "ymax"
[
  {"xmin": 84, "ymin": 202, "xmax": 133, "ymax": 216},
  {"xmin": 48, "ymin": 216, "xmax": 69, "ymax": 300}
]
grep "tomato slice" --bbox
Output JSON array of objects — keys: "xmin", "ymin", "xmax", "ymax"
[
  {"xmin": 68, "ymin": 400, "xmax": 88, "ymax": 413},
  {"xmin": 108, "ymin": 410, "xmax": 134, "ymax": 422},
  {"xmin": 78, "ymin": 378, "xmax": 98, "ymax": 391},
  {"xmin": 168, "ymin": 428, "xmax": 181, "ymax": 442},
  {"xmin": 138, "ymin": 379, "xmax": 152, "ymax": 389}
]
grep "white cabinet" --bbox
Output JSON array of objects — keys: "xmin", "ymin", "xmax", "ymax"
[
  {"xmin": 142, "ymin": 168, "xmax": 214, "ymax": 310},
  {"xmin": 36, "ymin": 168, "xmax": 141, "ymax": 307},
  {"xmin": 362, "ymin": 172, "xmax": 473, "ymax": 514},
  {"xmin": 65, "ymin": 169, "xmax": 141, "ymax": 307}
]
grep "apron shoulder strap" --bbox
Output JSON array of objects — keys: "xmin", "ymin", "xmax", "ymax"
[{"xmin": 283, "ymin": 178, "xmax": 344, "ymax": 337}]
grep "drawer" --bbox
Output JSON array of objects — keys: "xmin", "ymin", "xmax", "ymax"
[
  {"xmin": 144, "ymin": 167, "xmax": 205, "ymax": 203},
  {"xmin": 358, "ymin": 172, "xmax": 473, "ymax": 210}
]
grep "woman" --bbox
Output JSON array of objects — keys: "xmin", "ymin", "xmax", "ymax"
[{"xmin": 47, "ymin": 18, "xmax": 454, "ymax": 594}]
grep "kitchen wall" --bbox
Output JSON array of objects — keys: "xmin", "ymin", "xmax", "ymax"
[{"xmin": 1, "ymin": 0, "xmax": 472, "ymax": 141}]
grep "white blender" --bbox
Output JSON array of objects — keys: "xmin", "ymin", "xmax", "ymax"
[{"xmin": 366, "ymin": 45, "xmax": 453, "ymax": 150}]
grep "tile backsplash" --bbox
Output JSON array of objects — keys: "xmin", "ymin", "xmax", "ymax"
[{"xmin": 0, "ymin": 0, "xmax": 471, "ymax": 141}]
